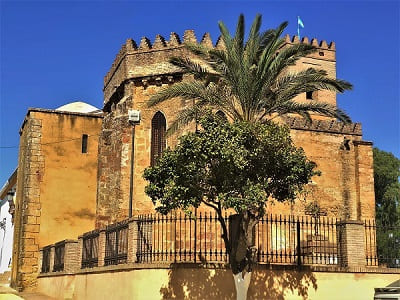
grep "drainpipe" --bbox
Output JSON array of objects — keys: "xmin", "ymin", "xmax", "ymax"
[{"xmin": 128, "ymin": 125, "xmax": 135, "ymax": 218}]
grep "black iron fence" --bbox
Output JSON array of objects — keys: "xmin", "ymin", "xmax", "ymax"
[
  {"xmin": 40, "ymin": 213, "xmax": 400, "ymax": 273},
  {"xmin": 137, "ymin": 212, "xmax": 230, "ymax": 263},
  {"xmin": 53, "ymin": 241, "xmax": 65, "ymax": 272},
  {"xmin": 365, "ymin": 220, "xmax": 400, "ymax": 268},
  {"xmin": 104, "ymin": 220, "xmax": 129, "ymax": 266},
  {"xmin": 256, "ymin": 215, "xmax": 339, "ymax": 265},
  {"xmin": 81, "ymin": 230, "xmax": 99, "ymax": 269},
  {"xmin": 136, "ymin": 212, "xmax": 340, "ymax": 266},
  {"xmin": 41, "ymin": 246, "xmax": 51, "ymax": 273}
]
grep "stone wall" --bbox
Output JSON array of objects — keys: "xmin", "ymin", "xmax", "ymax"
[
  {"xmin": 269, "ymin": 120, "xmax": 375, "ymax": 220},
  {"xmin": 11, "ymin": 115, "xmax": 44, "ymax": 291},
  {"xmin": 96, "ymin": 79, "xmax": 191, "ymax": 227},
  {"xmin": 283, "ymin": 35, "xmax": 337, "ymax": 111},
  {"xmin": 96, "ymin": 31, "xmax": 375, "ymax": 226}
]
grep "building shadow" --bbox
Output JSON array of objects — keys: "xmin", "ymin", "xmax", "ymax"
[{"xmin": 160, "ymin": 263, "xmax": 317, "ymax": 299}]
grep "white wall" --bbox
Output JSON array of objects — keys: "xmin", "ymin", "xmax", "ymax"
[{"xmin": 0, "ymin": 197, "xmax": 14, "ymax": 273}]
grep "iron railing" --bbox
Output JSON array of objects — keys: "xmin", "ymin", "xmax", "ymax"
[
  {"xmin": 41, "ymin": 246, "xmax": 51, "ymax": 273},
  {"xmin": 365, "ymin": 220, "xmax": 400, "ymax": 268},
  {"xmin": 43, "ymin": 214, "xmax": 400, "ymax": 272},
  {"xmin": 137, "ymin": 212, "xmax": 230, "ymax": 263},
  {"xmin": 104, "ymin": 220, "xmax": 129, "ymax": 266},
  {"xmin": 81, "ymin": 230, "xmax": 99, "ymax": 268},
  {"xmin": 256, "ymin": 215, "xmax": 339, "ymax": 265},
  {"xmin": 53, "ymin": 241, "xmax": 65, "ymax": 272},
  {"xmin": 136, "ymin": 212, "xmax": 340, "ymax": 266}
]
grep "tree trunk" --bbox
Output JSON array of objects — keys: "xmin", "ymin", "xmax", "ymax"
[
  {"xmin": 229, "ymin": 212, "xmax": 258, "ymax": 300},
  {"xmin": 233, "ymin": 272, "xmax": 252, "ymax": 300}
]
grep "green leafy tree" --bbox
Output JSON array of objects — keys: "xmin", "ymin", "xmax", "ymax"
[
  {"xmin": 144, "ymin": 114, "xmax": 317, "ymax": 298},
  {"xmin": 145, "ymin": 14, "xmax": 353, "ymax": 298},
  {"xmin": 373, "ymin": 148, "xmax": 400, "ymax": 266},
  {"xmin": 374, "ymin": 148, "xmax": 400, "ymax": 227},
  {"xmin": 148, "ymin": 14, "xmax": 353, "ymax": 133}
]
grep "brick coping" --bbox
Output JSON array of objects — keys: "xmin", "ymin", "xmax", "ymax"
[
  {"xmin": 38, "ymin": 263, "xmax": 400, "ymax": 278},
  {"xmin": 19, "ymin": 107, "xmax": 103, "ymax": 134}
]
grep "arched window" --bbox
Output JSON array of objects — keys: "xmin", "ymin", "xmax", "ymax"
[
  {"xmin": 216, "ymin": 110, "xmax": 228, "ymax": 122},
  {"xmin": 151, "ymin": 112, "xmax": 166, "ymax": 166}
]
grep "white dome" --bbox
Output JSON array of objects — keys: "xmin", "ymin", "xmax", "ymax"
[{"xmin": 56, "ymin": 101, "xmax": 101, "ymax": 113}]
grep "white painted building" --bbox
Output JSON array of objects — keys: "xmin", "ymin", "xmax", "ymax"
[{"xmin": 0, "ymin": 169, "xmax": 17, "ymax": 274}]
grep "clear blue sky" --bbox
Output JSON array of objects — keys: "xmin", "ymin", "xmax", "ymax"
[{"xmin": 1, "ymin": 1, "xmax": 399, "ymax": 184}]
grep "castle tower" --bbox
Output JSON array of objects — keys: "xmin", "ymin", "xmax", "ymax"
[
  {"xmin": 282, "ymin": 34, "xmax": 337, "ymax": 111},
  {"xmin": 96, "ymin": 31, "xmax": 375, "ymax": 228}
]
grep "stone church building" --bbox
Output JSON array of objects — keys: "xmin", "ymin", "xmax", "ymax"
[
  {"xmin": 95, "ymin": 31, "xmax": 374, "ymax": 227},
  {"xmin": 10, "ymin": 30, "xmax": 380, "ymax": 294}
]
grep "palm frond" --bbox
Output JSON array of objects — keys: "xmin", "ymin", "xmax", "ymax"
[
  {"xmin": 267, "ymin": 43, "xmax": 316, "ymax": 82},
  {"xmin": 169, "ymin": 57, "xmax": 213, "ymax": 80},
  {"xmin": 218, "ymin": 20, "xmax": 233, "ymax": 50},
  {"xmin": 149, "ymin": 14, "xmax": 354, "ymax": 131},
  {"xmin": 277, "ymin": 76, "xmax": 353, "ymax": 102},
  {"xmin": 184, "ymin": 42, "xmax": 210, "ymax": 57},
  {"xmin": 270, "ymin": 101, "xmax": 351, "ymax": 123},
  {"xmin": 148, "ymin": 81, "xmax": 213, "ymax": 107},
  {"xmin": 167, "ymin": 105, "xmax": 206, "ymax": 135},
  {"xmin": 233, "ymin": 14, "xmax": 245, "ymax": 53}
]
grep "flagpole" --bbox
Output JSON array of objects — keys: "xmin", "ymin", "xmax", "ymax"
[{"xmin": 297, "ymin": 16, "xmax": 300, "ymax": 39}]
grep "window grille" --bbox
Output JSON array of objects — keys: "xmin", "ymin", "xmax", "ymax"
[
  {"xmin": 151, "ymin": 112, "xmax": 166, "ymax": 166},
  {"xmin": 81, "ymin": 230, "xmax": 99, "ymax": 268}
]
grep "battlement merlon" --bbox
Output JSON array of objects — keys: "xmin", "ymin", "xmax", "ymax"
[
  {"xmin": 281, "ymin": 34, "xmax": 336, "ymax": 61},
  {"xmin": 103, "ymin": 31, "xmax": 336, "ymax": 105},
  {"xmin": 283, "ymin": 116, "xmax": 362, "ymax": 136}
]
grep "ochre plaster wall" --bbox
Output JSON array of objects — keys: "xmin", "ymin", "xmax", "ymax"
[
  {"xmin": 38, "ymin": 111, "xmax": 101, "ymax": 246},
  {"xmin": 11, "ymin": 110, "xmax": 102, "ymax": 291},
  {"xmin": 37, "ymin": 267, "xmax": 400, "ymax": 300}
]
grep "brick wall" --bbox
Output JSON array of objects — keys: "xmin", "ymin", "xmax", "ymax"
[
  {"xmin": 338, "ymin": 221, "xmax": 366, "ymax": 267},
  {"xmin": 63, "ymin": 240, "xmax": 79, "ymax": 273},
  {"xmin": 96, "ymin": 31, "xmax": 375, "ymax": 226}
]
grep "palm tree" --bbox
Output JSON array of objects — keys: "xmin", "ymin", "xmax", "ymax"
[
  {"xmin": 147, "ymin": 14, "xmax": 353, "ymax": 299},
  {"xmin": 148, "ymin": 14, "xmax": 353, "ymax": 133}
]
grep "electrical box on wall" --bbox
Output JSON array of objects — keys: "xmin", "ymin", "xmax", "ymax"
[{"xmin": 128, "ymin": 110, "xmax": 141, "ymax": 124}]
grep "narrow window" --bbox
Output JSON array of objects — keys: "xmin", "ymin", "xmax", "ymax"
[
  {"xmin": 306, "ymin": 91, "xmax": 313, "ymax": 100},
  {"xmin": 343, "ymin": 139, "xmax": 351, "ymax": 151},
  {"xmin": 82, "ymin": 134, "xmax": 88, "ymax": 153},
  {"xmin": 151, "ymin": 112, "xmax": 166, "ymax": 166}
]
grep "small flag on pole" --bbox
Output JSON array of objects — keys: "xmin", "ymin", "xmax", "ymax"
[{"xmin": 297, "ymin": 16, "xmax": 304, "ymax": 39}]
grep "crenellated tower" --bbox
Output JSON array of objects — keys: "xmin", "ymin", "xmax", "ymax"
[
  {"xmin": 96, "ymin": 30, "xmax": 375, "ymax": 228},
  {"xmin": 281, "ymin": 34, "xmax": 338, "ymax": 113}
]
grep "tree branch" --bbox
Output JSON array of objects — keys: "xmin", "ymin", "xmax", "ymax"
[
  {"xmin": 201, "ymin": 199, "xmax": 219, "ymax": 211},
  {"xmin": 216, "ymin": 202, "xmax": 231, "ymax": 254}
]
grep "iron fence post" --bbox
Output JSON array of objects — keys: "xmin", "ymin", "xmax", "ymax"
[{"xmin": 297, "ymin": 219, "xmax": 301, "ymax": 267}]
